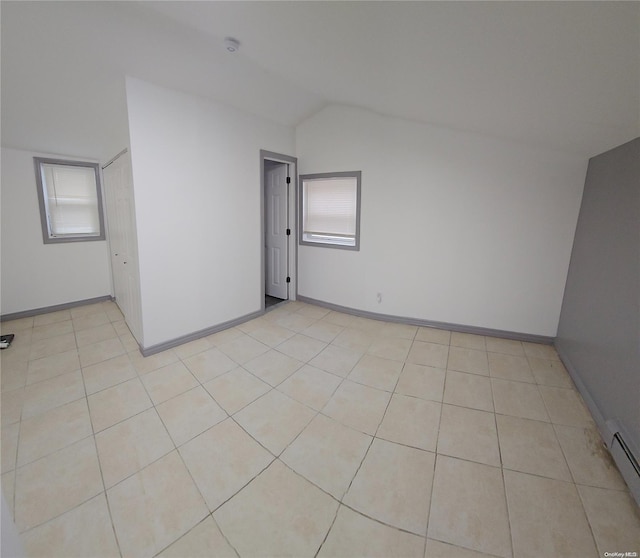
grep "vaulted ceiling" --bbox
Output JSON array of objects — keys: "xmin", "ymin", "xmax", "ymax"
[{"xmin": 2, "ymin": 1, "xmax": 638, "ymax": 161}]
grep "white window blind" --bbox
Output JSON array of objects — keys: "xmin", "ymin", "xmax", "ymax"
[
  {"xmin": 303, "ymin": 177, "xmax": 357, "ymax": 240},
  {"xmin": 40, "ymin": 163, "xmax": 101, "ymax": 236}
]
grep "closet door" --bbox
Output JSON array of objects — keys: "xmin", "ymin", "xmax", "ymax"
[{"xmin": 103, "ymin": 150, "xmax": 143, "ymax": 343}]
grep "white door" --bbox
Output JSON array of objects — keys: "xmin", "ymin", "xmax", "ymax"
[
  {"xmin": 103, "ymin": 151, "xmax": 142, "ymax": 341},
  {"xmin": 265, "ymin": 163, "xmax": 289, "ymax": 299}
]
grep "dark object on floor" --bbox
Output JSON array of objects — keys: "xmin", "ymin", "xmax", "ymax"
[
  {"xmin": 0, "ymin": 334, "xmax": 15, "ymax": 349},
  {"xmin": 265, "ymin": 295, "xmax": 285, "ymax": 309}
]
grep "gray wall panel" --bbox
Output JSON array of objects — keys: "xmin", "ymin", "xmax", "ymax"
[{"xmin": 556, "ymin": 137, "xmax": 639, "ymax": 501}]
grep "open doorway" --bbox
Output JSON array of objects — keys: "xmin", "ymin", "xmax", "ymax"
[{"xmin": 260, "ymin": 150, "xmax": 297, "ymax": 311}]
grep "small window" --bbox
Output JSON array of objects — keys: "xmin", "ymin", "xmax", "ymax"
[
  {"xmin": 34, "ymin": 157, "xmax": 105, "ymax": 243},
  {"xmin": 299, "ymin": 171, "xmax": 361, "ymax": 250}
]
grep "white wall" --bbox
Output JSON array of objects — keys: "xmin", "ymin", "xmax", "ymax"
[
  {"xmin": 0, "ymin": 148, "xmax": 112, "ymax": 315},
  {"xmin": 125, "ymin": 78, "xmax": 295, "ymax": 348},
  {"xmin": 296, "ymin": 105, "xmax": 587, "ymax": 337}
]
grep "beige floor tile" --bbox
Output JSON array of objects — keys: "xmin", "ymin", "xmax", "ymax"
[
  {"xmin": 247, "ymin": 323, "xmax": 295, "ymax": 347},
  {"xmin": 379, "ymin": 321, "xmax": 418, "ymax": 340},
  {"xmin": 274, "ymin": 312, "xmax": 317, "ymax": 333},
  {"xmin": 96, "ymin": 408, "xmax": 174, "ymax": 488},
  {"xmin": 88, "ymin": 377, "xmax": 152, "ymax": 432},
  {"xmin": 448, "ymin": 347, "xmax": 489, "ymax": 376},
  {"xmin": 415, "ymin": 326, "xmax": 451, "ymax": 345},
  {"xmin": 156, "ymin": 386, "xmax": 227, "ymax": 446},
  {"xmin": 323, "ymin": 380, "xmax": 391, "ymax": 435},
  {"xmin": 407, "ymin": 340, "xmax": 449, "ymax": 368},
  {"xmin": 242, "ymin": 349, "xmax": 303, "ymax": 386},
  {"xmin": 234, "ymin": 390, "xmax": 316, "ymax": 455},
  {"xmin": 22, "ymin": 370, "xmax": 85, "ymax": 420},
  {"xmin": 491, "ymin": 378, "xmax": 549, "ymax": 421},
  {"xmin": 78, "ymin": 337, "xmax": 126, "ymax": 367},
  {"xmin": 443, "ymin": 370, "xmax": 494, "ymax": 412},
  {"xmin": 428, "ymin": 455, "xmax": 511, "ymax": 558},
  {"xmin": 128, "ymin": 349, "xmax": 179, "ymax": 376},
  {"xmin": 309, "ymin": 344, "xmax": 363, "ymax": 377},
  {"xmin": 554, "ymin": 424, "xmax": 627, "ymax": 490},
  {"xmin": 216, "ymin": 335, "xmax": 270, "ymax": 364},
  {"xmin": 321, "ymin": 310, "xmax": 356, "ymax": 327},
  {"xmin": 350, "ymin": 316, "xmax": 386, "ymax": 334},
  {"xmin": 332, "ymin": 327, "xmax": 375, "ymax": 351},
  {"xmin": 183, "ymin": 347, "xmax": 238, "ymax": 383},
  {"xmin": 296, "ymin": 304, "xmax": 330, "ymax": 319},
  {"xmin": 29, "ymin": 332, "xmax": 77, "ymax": 361},
  {"xmin": 276, "ymin": 333, "xmax": 327, "ymax": 362},
  {"xmin": 71, "ymin": 302, "xmax": 107, "ymax": 318},
  {"xmin": 236, "ymin": 316, "xmax": 269, "ymax": 333},
  {"xmin": 107, "ymin": 451, "xmax": 208, "ymax": 558},
  {"xmin": 157, "ymin": 516, "xmax": 237, "ymax": 558},
  {"xmin": 281, "ymin": 413, "xmax": 371, "ymax": 498},
  {"xmin": 485, "ymin": 337, "xmax": 524, "ymax": 357},
  {"xmin": 22, "ymin": 494, "xmax": 119, "ymax": 558},
  {"xmin": 504, "ymin": 470, "xmax": 597, "ymax": 558},
  {"xmin": 172, "ymin": 338, "xmax": 211, "ymax": 360},
  {"xmin": 438, "ymin": 404, "xmax": 500, "ymax": 466},
  {"xmin": 302, "ymin": 320, "xmax": 344, "ymax": 343},
  {"xmin": 33, "ymin": 311, "xmax": 69, "ymax": 327},
  {"xmin": 2, "ymin": 361, "xmax": 28, "ymax": 392},
  {"xmin": 538, "ymin": 385, "xmax": 593, "ymax": 427},
  {"xmin": 206, "ymin": 326, "xmax": 245, "ymax": 345},
  {"xmin": 451, "ymin": 332, "xmax": 486, "ymax": 350},
  {"xmin": 395, "ymin": 363, "xmax": 445, "ymax": 402},
  {"xmin": 527, "ymin": 357, "xmax": 573, "ymax": 388},
  {"xmin": 488, "ymin": 352, "xmax": 534, "ymax": 383},
  {"xmin": 496, "ymin": 414, "xmax": 571, "ymax": 481},
  {"xmin": 344, "ymin": 438, "xmax": 434, "ymax": 535},
  {"xmin": 319, "ymin": 505, "xmax": 425, "ymax": 558},
  {"xmin": 277, "ymin": 364, "xmax": 342, "ymax": 411},
  {"xmin": 203, "ymin": 367, "xmax": 270, "ymax": 414},
  {"xmin": 348, "ymin": 354, "xmax": 403, "ymax": 391},
  {"xmin": 140, "ymin": 361, "xmax": 199, "ymax": 405},
  {"xmin": 18, "ymin": 398, "xmax": 92, "ymax": 467},
  {"xmin": 367, "ymin": 336, "xmax": 413, "ymax": 361},
  {"xmin": 577, "ymin": 484, "xmax": 640, "ymax": 556},
  {"xmin": 72, "ymin": 312, "xmax": 111, "ymax": 332},
  {"xmin": 426, "ymin": 538, "xmax": 499, "ymax": 557},
  {"xmin": 112, "ymin": 320, "xmax": 131, "ymax": 337},
  {"xmin": 1, "ymin": 423, "xmax": 19, "ymax": 473},
  {"xmin": 1, "ymin": 387, "xmax": 24, "ymax": 425},
  {"xmin": 377, "ymin": 394, "xmax": 441, "ymax": 452},
  {"xmin": 522, "ymin": 342, "xmax": 559, "ymax": 360},
  {"xmin": 2, "ymin": 470, "xmax": 15, "ymax": 517},
  {"xmin": 213, "ymin": 460, "xmax": 338, "ymax": 558},
  {"xmin": 179, "ymin": 418, "xmax": 273, "ymax": 511},
  {"xmin": 75, "ymin": 323, "xmax": 118, "ymax": 348},
  {"xmin": 4, "ymin": 315, "xmax": 35, "ymax": 330},
  {"xmin": 32, "ymin": 320, "xmax": 74, "ymax": 342},
  {"xmin": 15, "ymin": 437, "xmax": 103, "ymax": 531},
  {"xmin": 104, "ymin": 303, "xmax": 124, "ymax": 323},
  {"xmin": 82, "ymin": 353, "xmax": 136, "ymax": 395}
]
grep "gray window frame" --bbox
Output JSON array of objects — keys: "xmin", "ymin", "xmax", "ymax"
[
  {"xmin": 34, "ymin": 157, "xmax": 106, "ymax": 244},
  {"xmin": 298, "ymin": 170, "xmax": 362, "ymax": 251}
]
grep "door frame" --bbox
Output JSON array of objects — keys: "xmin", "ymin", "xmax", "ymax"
[{"xmin": 260, "ymin": 150, "xmax": 297, "ymax": 311}]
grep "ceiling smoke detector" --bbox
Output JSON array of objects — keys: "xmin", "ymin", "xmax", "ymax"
[{"xmin": 223, "ymin": 37, "xmax": 240, "ymax": 53}]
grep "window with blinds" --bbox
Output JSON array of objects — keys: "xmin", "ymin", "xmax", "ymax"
[
  {"xmin": 34, "ymin": 158, "xmax": 105, "ymax": 243},
  {"xmin": 299, "ymin": 171, "xmax": 361, "ymax": 250}
]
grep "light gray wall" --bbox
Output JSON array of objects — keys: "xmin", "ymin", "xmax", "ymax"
[{"xmin": 556, "ymin": 137, "xmax": 639, "ymax": 480}]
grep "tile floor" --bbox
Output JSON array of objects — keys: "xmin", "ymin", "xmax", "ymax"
[{"xmin": 1, "ymin": 300, "xmax": 639, "ymax": 557}]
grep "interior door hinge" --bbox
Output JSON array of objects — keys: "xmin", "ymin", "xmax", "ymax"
[
  {"xmin": 286, "ymin": 228, "xmax": 291, "ymax": 236},
  {"xmin": 286, "ymin": 176, "xmax": 291, "ymax": 184},
  {"xmin": 286, "ymin": 277, "xmax": 291, "ymax": 283}
]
